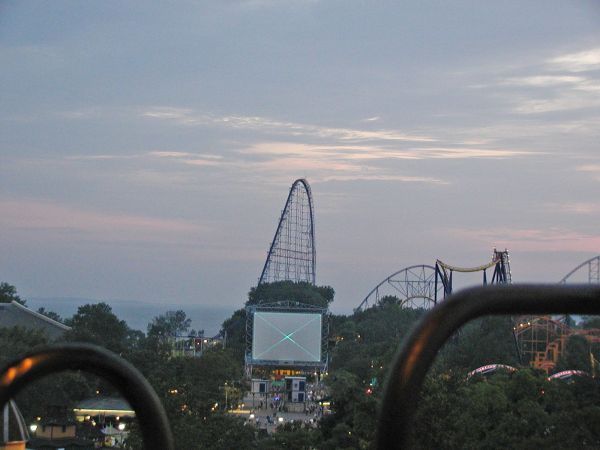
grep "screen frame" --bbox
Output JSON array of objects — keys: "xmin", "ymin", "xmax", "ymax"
[{"xmin": 245, "ymin": 302, "xmax": 328, "ymax": 368}]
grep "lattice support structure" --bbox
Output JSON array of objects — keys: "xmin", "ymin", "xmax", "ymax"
[
  {"xmin": 590, "ymin": 258, "xmax": 599, "ymax": 284},
  {"xmin": 356, "ymin": 265, "xmax": 441, "ymax": 312},
  {"xmin": 559, "ymin": 255, "xmax": 600, "ymax": 284},
  {"xmin": 356, "ymin": 250, "xmax": 511, "ymax": 312},
  {"xmin": 258, "ymin": 179, "xmax": 316, "ymax": 286},
  {"xmin": 514, "ymin": 316, "xmax": 568, "ymax": 372},
  {"xmin": 516, "ymin": 255, "xmax": 600, "ymax": 372}
]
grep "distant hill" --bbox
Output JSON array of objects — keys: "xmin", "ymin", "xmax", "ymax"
[{"xmin": 27, "ymin": 297, "xmax": 233, "ymax": 336}]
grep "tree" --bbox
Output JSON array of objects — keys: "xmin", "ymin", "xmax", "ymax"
[
  {"xmin": 557, "ymin": 334, "xmax": 591, "ymax": 372},
  {"xmin": 435, "ymin": 316, "xmax": 520, "ymax": 373},
  {"xmin": 147, "ymin": 310, "xmax": 191, "ymax": 339},
  {"xmin": 0, "ymin": 326, "xmax": 47, "ymax": 367},
  {"xmin": 220, "ymin": 308, "xmax": 246, "ymax": 361},
  {"xmin": 0, "ymin": 282, "xmax": 25, "ymax": 305},
  {"xmin": 64, "ymin": 302, "xmax": 131, "ymax": 354},
  {"xmin": 581, "ymin": 316, "xmax": 600, "ymax": 329},
  {"xmin": 127, "ymin": 347, "xmax": 248, "ymax": 449},
  {"xmin": 261, "ymin": 421, "xmax": 317, "ymax": 449},
  {"xmin": 145, "ymin": 310, "xmax": 192, "ymax": 356},
  {"xmin": 152, "ymin": 413, "xmax": 257, "ymax": 450},
  {"xmin": 0, "ymin": 326, "xmax": 95, "ymax": 422},
  {"xmin": 247, "ymin": 281, "xmax": 334, "ymax": 308},
  {"xmin": 37, "ymin": 307, "xmax": 63, "ymax": 323}
]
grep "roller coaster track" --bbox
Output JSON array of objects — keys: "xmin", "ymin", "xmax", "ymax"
[
  {"xmin": 435, "ymin": 258, "xmax": 499, "ymax": 273},
  {"xmin": 559, "ymin": 255, "xmax": 600, "ymax": 284},
  {"xmin": 355, "ymin": 265, "xmax": 440, "ymax": 312},
  {"xmin": 258, "ymin": 178, "xmax": 316, "ymax": 286},
  {"xmin": 356, "ymin": 250, "xmax": 511, "ymax": 312},
  {"xmin": 436, "ymin": 249, "xmax": 511, "ymax": 297}
]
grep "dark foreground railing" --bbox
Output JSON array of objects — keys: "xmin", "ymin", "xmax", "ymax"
[
  {"xmin": 376, "ymin": 284, "xmax": 600, "ymax": 450},
  {"xmin": 0, "ymin": 343, "xmax": 174, "ymax": 450}
]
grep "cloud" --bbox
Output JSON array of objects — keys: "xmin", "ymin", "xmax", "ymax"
[
  {"xmin": 66, "ymin": 154, "xmax": 138, "ymax": 161},
  {"xmin": 479, "ymin": 47, "xmax": 600, "ymax": 114},
  {"xmin": 241, "ymin": 141, "xmax": 535, "ymax": 161},
  {"xmin": 148, "ymin": 151, "xmax": 225, "ymax": 166},
  {"xmin": 500, "ymin": 75, "xmax": 586, "ymax": 87},
  {"xmin": 141, "ymin": 107, "xmax": 194, "ymax": 120},
  {"xmin": 254, "ymin": 156, "xmax": 361, "ymax": 173},
  {"xmin": 58, "ymin": 109, "xmax": 102, "ymax": 120},
  {"xmin": 513, "ymin": 94, "xmax": 600, "ymax": 114},
  {"xmin": 406, "ymin": 147, "xmax": 533, "ymax": 159},
  {"xmin": 148, "ymin": 151, "xmax": 193, "ymax": 158},
  {"xmin": 451, "ymin": 227, "xmax": 600, "ymax": 253},
  {"xmin": 0, "ymin": 198, "xmax": 209, "ymax": 244},
  {"xmin": 141, "ymin": 107, "xmax": 436, "ymax": 143},
  {"xmin": 575, "ymin": 164, "xmax": 600, "ymax": 182},
  {"xmin": 53, "ymin": 106, "xmax": 539, "ymax": 193},
  {"xmin": 314, "ymin": 174, "xmax": 448, "ymax": 184},
  {"xmin": 545, "ymin": 202, "xmax": 600, "ymax": 215},
  {"xmin": 547, "ymin": 48, "xmax": 600, "ymax": 73},
  {"xmin": 576, "ymin": 164, "xmax": 600, "ymax": 173},
  {"xmin": 135, "ymin": 108, "xmax": 539, "ymax": 186},
  {"xmin": 234, "ymin": 141, "xmax": 534, "ymax": 185},
  {"xmin": 67, "ymin": 151, "xmax": 225, "ymax": 166},
  {"xmin": 183, "ymin": 158, "xmax": 224, "ymax": 167}
]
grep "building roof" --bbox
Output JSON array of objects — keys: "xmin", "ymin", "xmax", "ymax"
[
  {"xmin": 73, "ymin": 397, "xmax": 135, "ymax": 418},
  {"xmin": 0, "ymin": 301, "xmax": 70, "ymax": 339}
]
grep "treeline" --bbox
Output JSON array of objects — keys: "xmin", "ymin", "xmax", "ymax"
[
  {"xmin": 0, "ymin": 281, "xmax": 335, "ymax": 449},
  {"xmin": 1, "ymin": 283, "xmax": 255, "ymax": 449},
  {"xmin": 4, "ymin": 280, "xmax": 600, "ymax": 449},
  {"xmin": 322, "ymin": 298, "xmax": 600, "ymax": 449}
]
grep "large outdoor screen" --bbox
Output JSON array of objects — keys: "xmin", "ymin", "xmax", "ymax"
[{"xmin": 252, "ymin": 312, "xmax": 322, "ymax": 363}]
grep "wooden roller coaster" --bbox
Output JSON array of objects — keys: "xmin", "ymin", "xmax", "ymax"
[{"xmin": 514, "ymin": 316, "xmax": 600, "ymax": 373}]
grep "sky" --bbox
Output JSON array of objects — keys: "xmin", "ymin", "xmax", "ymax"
[{"xmin": 2, "ymin": 1, "xmax": 600, "ymax": 315}]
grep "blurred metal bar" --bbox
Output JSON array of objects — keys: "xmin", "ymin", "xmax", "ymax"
[{"xmin": 0, "ymin": 343, "xmax": 174, "ymax": 450}]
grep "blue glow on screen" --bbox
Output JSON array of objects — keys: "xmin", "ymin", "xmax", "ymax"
[{"xmin": 252, "ymin": 312, "xmax": 322, "ymax": 362}]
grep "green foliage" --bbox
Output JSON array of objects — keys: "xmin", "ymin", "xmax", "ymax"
[
  {"xmin": 147, "ymin": 310, "xmax": 191, "ymax": 338},
  {"xmin": 409, "ymin": 370, "xmax": 600, "ymax": 449},
  {"xmin": 0, "ymin": 282, "xmax": 25, "ymax": 305},
  {"xmin": 581, "ymin": 316, "xmax": 600, "ymax": 329},
  {"xmin": 557, "ymin": 334, "xmax": 592, "ymax": 373},
  {"xmin": 247, "ymin": 281, "xmax": 334, "ymax": 308},
  {"xmin": 127, "ymin": 346, "xmax": 247, "ymax": 449},
  {"xmin": 260, "ymin": 422, "xmax": 318, "ymax": 449},
  {"xmin": 0, "ymin": 326, "xmax": 95, "ymax": 422},
  {"xmin": 7, "ymin": 279, "xmax": 600, "ymax": 449},
  {"xmin": 64, "ymin": 302, "xmax": 132, "ymax": 354},
  {"xmin": 322, "ymin": 303, "xmax": 427, "ymax": 449},
  {"xmin": 127, "ymin": 413, "xmax": 257, "ymax": 450},
  {"xmin": 37, "ymin": 307, "xmax": 63, "ymax": 323},
  {"xmin": 0, "ymin": 326, "xmax": 48, "ymax": 367},
  {"xmin": 220, "ymin": 308, "xmax": 246, "ymax": 361},
  {"xmin": 330, "ymin": 301, "xmax": 425, "ymax": 382},
  {"xmin": 194, "ymin": 414, "xmax": 257, "ymax": 450},
  {"xmin": 144, "ymin": 310, "xmax": 192, "ymax": 357},
  {"xmin": 435, "ymin": 316, "xmax": 520, "ymax": 373},
  {"xmin": 320, "ymin": 421, "xmax": 362, "ymax": 449}
]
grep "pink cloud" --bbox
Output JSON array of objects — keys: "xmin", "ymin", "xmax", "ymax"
[
  {"xmin": 450, "ymin": 227, "xmax": 600, "ymax": 253},
  {"xmin": 0, "ymin": 198, "xmax": 209, "ymax": 244}
]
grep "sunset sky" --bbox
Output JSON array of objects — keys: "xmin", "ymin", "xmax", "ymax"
[{"xmin": 2, "ymin": 1, "xmax": 600, "ymax": 314}]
